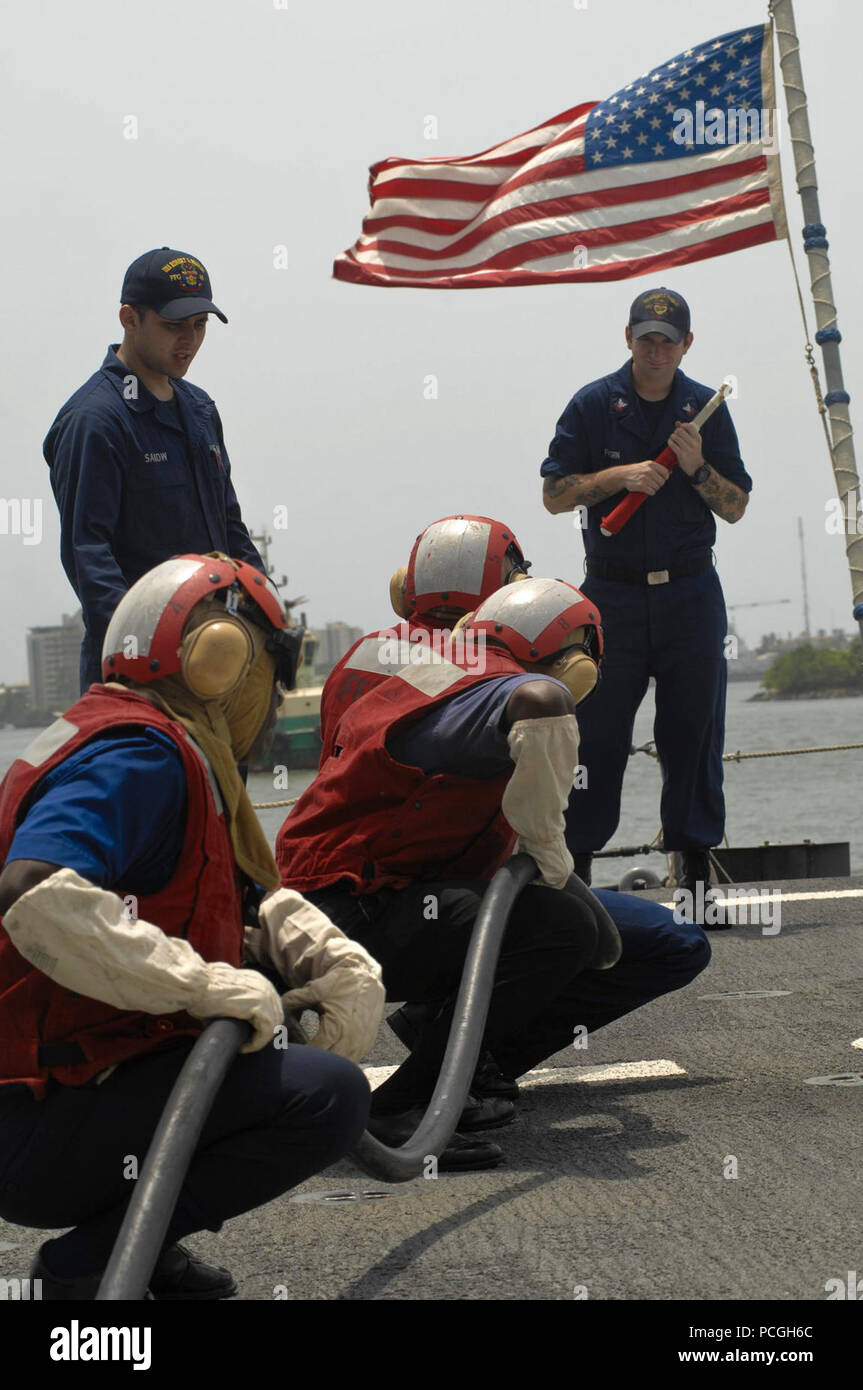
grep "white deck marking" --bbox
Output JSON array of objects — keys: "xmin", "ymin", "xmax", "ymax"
[
  {"xmin": 661, "ymin": 888, "xmax": 863, "ymax": 908},
  {"xmin": 363, "ymin": 1058, "xmax": 685, "ymax": 1089}
]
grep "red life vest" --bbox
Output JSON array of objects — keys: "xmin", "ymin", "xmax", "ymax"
[
  {"xmin": 0, "ymin": 685, "xmax": 244, "ymax": 1098},
  {"xmin": 277, "ymin": 648, "xmax": 525, "ymax": 894},
  {"xmin": 319, "ymin": 619, "xmax": 437, "ymax": 766}
]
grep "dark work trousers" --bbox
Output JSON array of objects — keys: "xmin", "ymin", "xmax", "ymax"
[
  {"xmin": 79, "ymin": 636, "xmax": 100, "ymax": 694},
  {"xmin": 565, "ymin": 566, "xmax": 728, "ymax": 855},
  {"xmin": 0, "ymin": 1040, "xmax": 369, "ymax": 1271},
  {"xmin": 307, "ymin": 880, "xmax": 709, "ymax": 1104}
]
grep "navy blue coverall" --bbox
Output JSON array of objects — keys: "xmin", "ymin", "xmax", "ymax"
[
  {"xmin": 44, "ymin": 347, "xmax": 264, "ymax": 690},
  {"xmin": 540, "ymin": 359, "xmax": 752, "ymax": 855}
]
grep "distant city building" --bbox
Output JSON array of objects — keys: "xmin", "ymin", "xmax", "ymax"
[
  {"xmin": 27, "ymin": 611, "xmax": 84, "ymax": 711},
  {"xmin": 313, "ymin": 621, "xmax": 364, "ymax": 676},
  {"xmin": 0, "ymin": 683, "xmax": 33, "ymax": 726}
]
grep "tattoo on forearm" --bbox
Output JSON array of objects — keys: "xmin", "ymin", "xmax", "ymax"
[
  {"xmin": 574, "ymin": 481, "xmax": 611, "ymax": 507},
  {"xmin": 543, "ymin": 473, "xmax": 612, "ymax": 509},
  {"xmin": 694, "ymin": 467, "xmax": 747, "ymax": 522},
  {"xmin": 543, "ymin": 476, "xmax": 571, "ymax": 498}
]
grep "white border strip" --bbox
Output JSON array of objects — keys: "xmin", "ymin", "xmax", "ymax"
[
  {"xmin": 661, "ymin": 888, "xmax": 863, "ymax": 909},
  {"xmin": 364, "ymin": 1059, "xmax": 685, "ymax": 1089}
]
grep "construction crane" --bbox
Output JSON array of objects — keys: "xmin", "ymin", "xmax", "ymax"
[
  {"xmin": 726, "ymin": 599, "xmax": 792, "ymax": 611},
  {"xmin": 726, "ymin": 599, "xmax": 793, "ymax": 645}
]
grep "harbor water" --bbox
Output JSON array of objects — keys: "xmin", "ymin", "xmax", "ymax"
[{"xmin": 1, "ymin": 680, "xmax": 860, "ymax": 874}]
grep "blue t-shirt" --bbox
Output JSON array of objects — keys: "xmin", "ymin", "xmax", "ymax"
[
  {"xmin": 7, "ymin": 729, "xmax": 187, "ymax": 895},
  {"xmin": 388, "ymin": 673, "xmax": 570, "ymax": 778}
]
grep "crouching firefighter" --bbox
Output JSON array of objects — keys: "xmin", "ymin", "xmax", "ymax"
[
  {"xmin": 319, "ymin": 513, "xmax": 531, "ymax": 762},
  {"xmin": 0, "ymin": 553, "xmax": 384, "ymax": 1299},
  {"xmin": 276, "ymin": 577, "xmax": 711, "ymax": 1171}
]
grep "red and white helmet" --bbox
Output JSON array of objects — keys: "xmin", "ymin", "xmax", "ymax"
[
  {"xmin": 458, "ymin": 576, "xmax": 603, "ymax": 702},
  {"xmin": 393, "ymin": 515, "xmax": 530, "ymax": 621},
  {"xmin": 101, "ymin": 553, "xmax": 300, "ymax": 694}
]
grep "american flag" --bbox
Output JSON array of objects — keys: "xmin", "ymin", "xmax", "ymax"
[{"xmin": 333, "ymin": 23, "xmax": 787, "ymax": 289}]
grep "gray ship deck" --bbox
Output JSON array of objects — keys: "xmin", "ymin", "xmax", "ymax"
[{"xmin": 2, "ymin": 875, "xmax": 861, "ymax": 1304}]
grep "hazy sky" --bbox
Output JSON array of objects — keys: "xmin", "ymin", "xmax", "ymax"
[{"xmin": 1, "ymin": 0, "xmax": 860, "ymax": 683}]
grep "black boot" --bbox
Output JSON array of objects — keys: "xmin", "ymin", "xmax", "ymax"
[
  {"xmin": 677, "ymin": 850, "xmax": 729, "ymax": 930},
  {"xmin": 30, "ymin": 1245, "xmax": 153, "ymax": 1301},
  {"xmin": 388, "ymin": 1006, "xmax": 520, "ymax": 1103},
  {"xmin": 471, "ymin": 1053, "xmax": 519, "ymax": 1102},
  {"xmin": 149, "ymin": 1243, "xmax": 237, "ymax": 1301},
  {"xmin": 366, "ymin": 1109, "xmax": 504, "ymax": 1171},
  {"xmin": 30, "ymin": 1241, "xmax": 237, "ymax": 1301}
]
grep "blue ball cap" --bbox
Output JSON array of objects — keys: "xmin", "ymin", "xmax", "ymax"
[
  {"xmin": 121, "ymin": 247, "xmax": 228, "ymax": 323},
  {"xmin": 628, "ymin": 287, "xmax": 690, "ymax": 344}
]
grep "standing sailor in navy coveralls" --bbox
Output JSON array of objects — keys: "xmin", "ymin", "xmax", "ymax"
[
  {"xmin": 540, "ymin": 288, "xmax": 751, "ymax": 905},
  {"xmin": 44, "ymin": 248, "xmax": 264, "ymax": 691}
]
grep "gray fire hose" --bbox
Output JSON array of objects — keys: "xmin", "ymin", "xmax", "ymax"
[
  {"xmin": 97, "ymin": 855, "xmax": 620, "ymax": 1298},
  {"xmin": 351, "ymin": 854, "xmax": 619, "ymax": 1180},
  {"xmin": 97, "ymin": 1015, "xmax": 251, "ymax": 1301}
]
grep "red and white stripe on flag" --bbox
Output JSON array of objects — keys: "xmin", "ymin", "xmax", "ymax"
[{"xmin": 333, "ymin": 23, "xmax": 787, "ymax": 289}]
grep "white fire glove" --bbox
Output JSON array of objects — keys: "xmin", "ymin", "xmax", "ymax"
[
  {"xmin": 3, "ymin": 867, "xmax": 283, "ymax": 1053},
  {"xmin": 501, "ymin": 714, "xmax": 581, "ymax": 890},
  {"xmin": 246, "ymin": 887, "xmax": 385, "ymax": 1062}
]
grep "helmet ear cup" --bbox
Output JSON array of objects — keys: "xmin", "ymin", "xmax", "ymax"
[
  {"xmin": 547, "ymin": 648, "xmax": 598, "ymax": 704},
  {"xmin": 389, "ymin": 566, "xmax": 410, "ymax": 619},
  {"xmin": 543, "ymin": 625, "xmax": 599, "ymax": 704},
  {"xmin": 178, "ymin": 617, "xmax": 255, "ymax": 699}
]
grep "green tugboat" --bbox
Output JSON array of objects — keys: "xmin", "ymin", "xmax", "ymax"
[
  {"xmin": 269, "ymin": 629, "xmax": 323, "ymax": 770},
  {"xmin": 245, "ymin": 533, "xmax": 324, "ymax": 772}
]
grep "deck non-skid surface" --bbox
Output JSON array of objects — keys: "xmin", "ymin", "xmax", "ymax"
[{"xmin": 1, "ymin": 876, "xmax": 860, "ymax": 1301}]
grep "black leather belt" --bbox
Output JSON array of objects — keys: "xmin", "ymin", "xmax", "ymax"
[{"xmin": 585, "ymin": 553, "xmax": 713, "ymax": 586}]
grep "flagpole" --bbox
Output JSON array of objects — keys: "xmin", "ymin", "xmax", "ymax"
[{"xmin": 769, "ymin": 0, "xmax": 863, "ymax": 644}]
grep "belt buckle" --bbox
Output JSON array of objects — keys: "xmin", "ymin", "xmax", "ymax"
[{"xmin": 647, "ymin": 569, "xmax": 670, "ymax": 585}]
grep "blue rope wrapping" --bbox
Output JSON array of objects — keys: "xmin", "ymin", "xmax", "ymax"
[
  {"xmin": 824, "ymin": 390, "xmax": 851, "ymax": 406},
  {"xmin": 854, "ymin": 603, "xmax": 863, "ymax": 621},
  {"xmin": 802, "ymin": 223, "xmax": 826, "ymax": 237},
  {"xmin": 803, "ymin": 235, "xmax": 829, "ymax": 250},
  {"xmin": 815, "ymin": 328, "xmax": 842, "ymax": 345}
]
